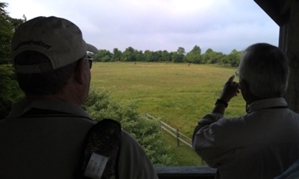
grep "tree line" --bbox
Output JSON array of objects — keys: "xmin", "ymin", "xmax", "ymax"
[{"xmin": 91, "ymin": 45, "xmax": 242, "ymax": 67}]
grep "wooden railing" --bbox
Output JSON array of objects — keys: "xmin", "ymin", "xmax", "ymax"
[
  {"xmin": 145, "ymin": 113, "xmax": 192, "ymax": 148},
  {"xmin": 145, "ymin": 114, "xmax": 217, "ymax": 178},
  {"xmin": 155, "ymin": 166, "xmax": 216, "ymax": 179}
]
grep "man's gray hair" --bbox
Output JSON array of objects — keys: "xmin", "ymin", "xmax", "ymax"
[{"xmin": 238, "ymin": 43, "xmax": 289, "ymax": 98}]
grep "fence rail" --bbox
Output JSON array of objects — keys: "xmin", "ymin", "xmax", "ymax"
[{"xmin": 145, "ymin": 113, "xmax": 192, "ymax": 148}]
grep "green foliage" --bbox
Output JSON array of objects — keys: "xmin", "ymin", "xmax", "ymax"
[
  {"xmin": 134, "ymin": 50, "xmax": 144, "ymax": 62},
  {"xmin": 161, "ymin": 50, "xmax": 172, "ymax": 62},
  {"xmin": 122, "ymin": 46, "xmax": 137, "ymax": 62},
  {"xmin": 0, "ymin": 64, "xmax": 24, "ymax": 119},
  {"xmin": 112, "ymin": 48, "xmax": 122, "ymax": 62},
  {"xmin": 0, "ymin": 2, "xmax": 13, "ymax": 64},
  {"xmin": 184, "ymin": 45, "xmax": 202, "ymax": 63},
  {"xmin": 176, "ymin": 47, "xmax": 185, "ymax": 55},
  {"xmin": 89, "ymin": 44, "xmax": 242, "ymax": 67},
  {"xmin": 94, "ymin": 49, "xmax": 112, "ymax": 62},
  {"xmin": 144, "ymin": 50, "xmax": 162, "ymax": 62},
  {"xmin": 0, "ymin": 3, "xmax": 25, "ymax": 119},
  {"xmin": 171, "ymin": 52, "xmax": 184, "ymax": 63},
  {"xmin": 82, "ymin": 88, "xmax": 178, "ymax": 166},
  {"xmin": 224, "ymin": 49, "xmax": 242, "ymax": 67},
  {"xmin": 0, "ymin": 2, "xmax": 24, "ymax": 64}
]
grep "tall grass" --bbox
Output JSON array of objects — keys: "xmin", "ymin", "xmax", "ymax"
[{"xmin": 91, "ymin": 62, "xmax": 245, "ymax": 165}]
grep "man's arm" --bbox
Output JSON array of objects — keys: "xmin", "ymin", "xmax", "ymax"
[
  {"xmin": 192, "ymin": 75, "xmax": 240, "ymax": 166},
  {"xmin": 193, "ymin": 75, "xmax": 239, "ymax": 136}
]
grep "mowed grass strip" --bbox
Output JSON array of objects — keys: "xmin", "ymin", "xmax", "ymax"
[{"xmin": 91, "ymin": 62, "xmax": 245, "ymax": 166}]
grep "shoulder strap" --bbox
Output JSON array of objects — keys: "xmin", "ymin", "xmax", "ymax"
[{"xmin": 75, "ymin": 119, "xmax": 122, "ymax": 179}]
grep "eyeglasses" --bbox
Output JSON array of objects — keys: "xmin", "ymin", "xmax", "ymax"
[
  {"xmin": 84, "ymin": 57, "xmax": 93, "ymax": 69},
  {"xmin": 234, "ymin": 70, "xmax": 239, "ymax": 78}
]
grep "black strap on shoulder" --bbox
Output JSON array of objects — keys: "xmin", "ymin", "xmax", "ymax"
[{"xmin": 75, "ymin": 119, "xmax": 122, "ymax": 179}]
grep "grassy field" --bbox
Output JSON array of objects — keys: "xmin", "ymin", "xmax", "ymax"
[{"xmin": 91, "ymin": 62, "xmax": 245, "ymax": 166}]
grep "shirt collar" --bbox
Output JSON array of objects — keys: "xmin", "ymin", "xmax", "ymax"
[
  {"xmin": 6, "ymin": 99, "xmax": 91, "ymax": 119},
  {"xmin": 247, "ymin": 97, "xmax": 288, "ymax": 113}
]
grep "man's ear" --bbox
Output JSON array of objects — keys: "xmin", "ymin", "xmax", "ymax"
[
  {"xmin": 239, "ymin": 79, "xmax": 250, "ymax": 93},
  {"xmin": 74, "ymin": 59, "xmax": 86, "ymax": 84}
]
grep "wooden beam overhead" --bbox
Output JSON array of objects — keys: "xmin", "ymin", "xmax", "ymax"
[{"xmin": 254, "ymin": 0, "xmax": 287, "ymax": 26}]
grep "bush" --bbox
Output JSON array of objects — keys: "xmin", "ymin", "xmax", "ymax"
[
  {"xmin": 0, "ymin": 64, "xmax": 23, "ymax": 119},
  {"xmin": 82, "ymin": 88, "xmax": 178, "ymax": 166}
]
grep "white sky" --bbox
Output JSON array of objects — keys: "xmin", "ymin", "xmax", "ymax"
[{"xmin": 5, "ymin": 0, "xmax": 279, "ymax": 54}]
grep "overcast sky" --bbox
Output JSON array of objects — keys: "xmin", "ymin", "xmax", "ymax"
[{"xmin": 5, "ymin": 0, "xmax": 279, "ymax": 54}]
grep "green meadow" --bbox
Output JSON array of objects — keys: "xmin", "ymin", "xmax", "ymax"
[{"xmin": 91, "ymin": 62, "xmax": 245, "ymax": 166}]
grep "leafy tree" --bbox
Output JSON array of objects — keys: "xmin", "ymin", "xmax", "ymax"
[
  {"xmin": 225, "ymin": 49, "xmax": 242, "ymax": 67},
  {"xmin": 176, "ymin": 47, "xmax": 185, "ymax": 55},
  {"xmin": 82, "ymin": 89, "xmax": 178, "ymax": 166},
  {"xmin": 190, "ymin": 45, "xmax": 201, "ymax": 54},
  {"xmin": 0, "ymin": 2, "xmax": 12, "ymax": 64},
  {"xmin": 219, "ymin": 49, "xmax": 241, "ymax": 66},
  {"xmin": 154, "ymin": 51, "xmax": 162, "ymax": 62},
  {"xmin": 155, "ymin": 50, "xmax": 164, "ymax": 62},
  {"xmin": 184, "ymin": 45, "xmax": 202, "ymax": 63},
  {"xmin": 161, "ymin": 50, "xmax": 172, "ymax": 62},
  {"xmin": 112, "ymin": 48, "xmax": 122, "ymax": 62},
  {"xmin": 122, "ymin": 46, "xmax": 137, "ymax": 62},
  {"xmin": 211, "ymin": 52, "xmax": 225, "ymax": 64},
  {"xmin": 201, "ymin": 48, "xmax": 225, "ymax": 64},
  {"xmin": 94, "ymin": 49, "xmax": 112, "ymax": 62},
  {"xmin": 144, "ymin": 50, "xmax": 161, "ymax": 62},
  {"xmin": 0, "ymin": 64, "xmax": 24, "ymax": 119},
  {"xmin": 134, "ymin": 50, "xmax": 144, "ymax": 62},
  {"xmin": 143, "ymin": 50, "xmax": 152, "ymax": 62},
  {"xmin": 0, "ymin": 2, "xmax": 23, "ymax": 64},
  {"xmin": 171, "ymin": 52, "xmax": 184, "ymax": 63},
  {"xmin": 0, "ymin": 3, "xmax": 25, "ymax": 119}
]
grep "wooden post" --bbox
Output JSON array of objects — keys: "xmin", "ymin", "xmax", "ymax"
[
  {"xmin": 279, "ymin": 0, "xmax": 299, "ymax": 112},
  {"xmin": 176, "ymin": 129, "xmax": 180, "ymax": 147}
]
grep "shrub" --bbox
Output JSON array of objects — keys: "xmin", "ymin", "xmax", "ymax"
[
  {"xmin": 0, "ymin": 64, "xmax": 23, "ymax": 119},
  {"xmin": 82, "ymin": 88, "xmax": 178, "ymax": 166}
]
